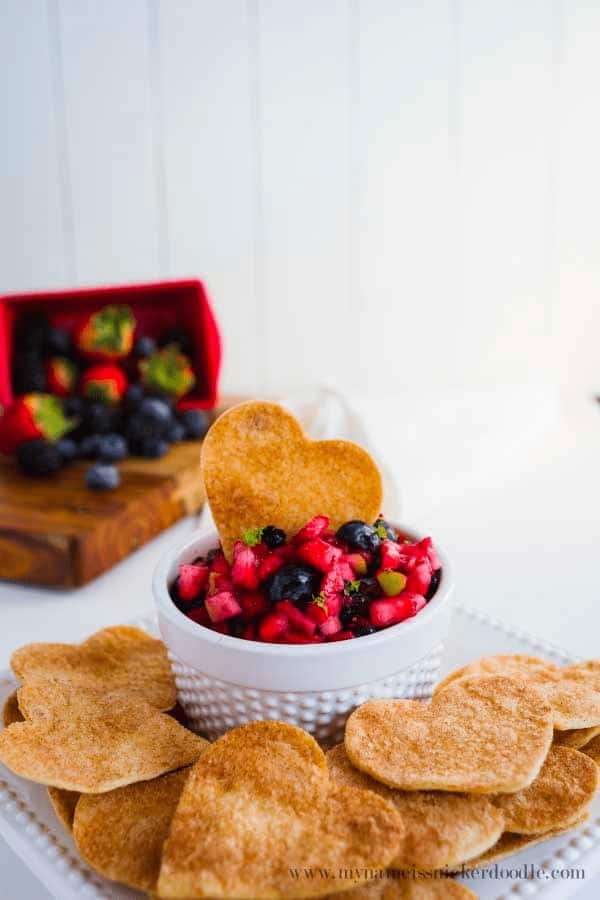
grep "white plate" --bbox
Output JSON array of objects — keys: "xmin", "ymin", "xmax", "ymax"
[{"xmin": 0, "ymin": 605, "xmax": 599, "ymax": 900}]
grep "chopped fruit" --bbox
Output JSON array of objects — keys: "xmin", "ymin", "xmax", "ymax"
[
  {"xmin": 75, "ymin": 304, "xmax": 136, "ymax": 360},
  {"xmin": 205, "ymin": 591, "xmax": 242, "ymax": 623},
  {"xmin": 231, "ymin": 542, "xmax": 259, "ymax": 590},
  {"xmin": 258, "ymin": 611, "xmax": 288, "ymax": 642},
  {"xmin": 46, "ymin": 357, "xmax": 78, "ymax": 396},
  {"xmin": 294, "ymin": 515, "xmax": 330, "ymax": 542},
  {"xmin": 80, "ymin": 364, "xmax": 128, "ymax": 405},
  {"xmin": 376, "ymin": 570, "xmax": 408, "ymax": 597},
  {"xmin": 335, "ymin": 520, "xmax": 381, "ymax": 554},
  {"xmin": 374, "ymin": 517, "xmax": 396, "ymax": 540},
  {"xmin": 170, "ymin": 516, "xmax": 440, "ymax": 644},
  {"xmin": 178, "ymin": 564, "xmax": 209, "ymax": 601},
  {"xmin": 298, "ymin": 538, "xmax": 342, "ymax": 572},
  {"xmin": 139, "ymin": 345, "xmax": 196, "ymax": 398}
]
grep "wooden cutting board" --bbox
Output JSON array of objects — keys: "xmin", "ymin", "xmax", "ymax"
[{"xmin": 0, "ymin": 398, "xmax": 243, "ymax": 589}]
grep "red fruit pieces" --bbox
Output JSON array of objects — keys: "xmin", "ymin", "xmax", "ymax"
[
  {"xmin": 293, "ymin": 515, "xmax": 330, "ymax": 543},
  {"xmin": 178, "ymin": 564, "xmax": 209, "ymax": 600},
  {"xmin": 239, "ymin": 591, "xmax": 269, "ymax": 620},
  {"xmin": 257, "ymin": 553, "xmax": 285, "ymax": 583},
  {"xmin": 380, "ymin": 539, "xmax": 403, "ymax": 570},
  {"xmin": 319, "ymin": 615, "xmax": 342, "ymax": 637},
  {"xmin": 275, "ymin": 601, "xmax": 316, "ymax": 637},
  {"xmin": 369, "ymin": 592, "xmax": 426, "ymax": 628},
  {"xmin": 186, "ymin": 606, "xmax": 211, "ymax": 627},
  {"xmin": 231, "ymin": 542, "xmax": 259, "ymax": 590},
  {"xmin": 80, "ymin": 364, "xmax": 128, "ymax": 404},
  {"xmin": 298, "ymin": 538, "xmax": 342, "ymax": 573},
  {"xmin": 345, "ymin": 552, "xmax": 368, "ymax": 576},
  {"xmin": 205, "ymin": 591, "xmax": 242, "ymax": 623},
  {"xmin": 258, "ymin": 611, "xmax": 289, "ymax": 642},
  {"xmin": 406, "ymin": 560, "xmax": 432, "ymax": 596}
]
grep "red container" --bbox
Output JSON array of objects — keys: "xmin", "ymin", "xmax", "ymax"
[{"xmin": 0, "ymin": 279, "xmax": 222, "ymax": 411}]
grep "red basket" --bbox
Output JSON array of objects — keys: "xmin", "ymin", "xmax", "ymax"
[{"xmin": 0, "ymin": 279, "xmax": 222, "ymax": 410}]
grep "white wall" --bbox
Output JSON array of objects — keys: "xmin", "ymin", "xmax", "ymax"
[{"xmin": 1, "ymin": 0, "xmax": 598, "ymax": 395}]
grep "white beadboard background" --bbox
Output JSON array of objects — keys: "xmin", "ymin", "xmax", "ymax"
[{"xmin": 1, "ymin": 0, "xmax": 599, "ymax": 395}]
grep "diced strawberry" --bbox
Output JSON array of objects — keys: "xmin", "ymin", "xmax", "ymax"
[
  {"xmin": 306, "ymin": 600, "xmax": 329, "ymax": 625},
  {"xmin": 329, "ymin": 630, "xmax": 355, "ymax": 642},
  {"xmin": 320, "ymin": 615, "xmax": 342, "ymax": 637},
  {"xmin": 380, "ymin": 539, "xmax": 403, "ymax": 570},
  {"xmin": 406, "ymin": 560, "xmax": 432, "ymax": 596},
  {"xmin": 321, "ymin": 567, "xmax": 344, "ymax": 596},
  {"xmin": 325, "ymin": 593, "xmax": 342, "ymax": 616},
  {"xmin": 286, "ymin": 632, "xmax": 319, "ymax": 644},
  {"xmin": 258, "ymin": 611, "xmax": 289, "ymax": 642},
  {"xmin": 186, "ymin": 605, "xmax": 211, "ymax": 627},
  {"xmin": 207, "ymin": 571, "xmax": 233, "ymax": 596},
  {"xmin": 212, "ymin": 621, "xmax": 232, "ymax": 635},
  {"xmin": 205, "ymin": 590, "xmax": 242, "ymax": 623},
  {"xmin": 293, "ymin": 515, "xmax": 330, "ymax": 542},
  {"xmin": 209, "ymin": 552, "xmax": 231, "ymax": 576},
  {"xmin": 275, "ymin": 601, "xmax": 317, "ymax": 636},
  {"xmin": 239, "ymin": 591, "xmax": 269, "ymax": 620},
  {"xmin": 345, "ymin": 552, "xmax": 368, "ymax": 576},
  {"xmin": 178, "ymin": 564, "xmax": 209, "ymax": 601},
  {"xmin": 274, "ymin": 543, "xmax": 297, "ymax": 563},
  {"xmin": 241, "ymin": 622, "xmax": 257, "ymax": 641},
  {"xmin": 418, "ymin": 537, "xmax": 442, "ymax": 572},
  {"xmin": 231, "ymin": 542, "xmax": 259, "ymax": 590},
  {"xmin": 252, "ymin": 541, "xmax": 270, "ymax": 562},
  {"xmin": 369, "ymin": 593, "xmax": 425, "ymax": 627},
  {"xmin": 298, "ymin": 538, "xmax": 342, "ymax": 572},
  {"xmin": 257, "ymin": 553, "xmax": 285, "ymax": 583}
]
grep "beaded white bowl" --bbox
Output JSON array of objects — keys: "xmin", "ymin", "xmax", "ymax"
[{"xmin": 153, "ymin": 524, "xmax": 454, "ymax": 746}]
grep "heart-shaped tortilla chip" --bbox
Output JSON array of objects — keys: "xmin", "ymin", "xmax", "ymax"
[
  {"xmin": 0, "ymin": 681, "xmax": 206, "ymax": 792},
  {"xmin": 48, "ymin": 787, "xmax": 80, "ymax": 832},
  {"xmin": 345, "ymin": 675, "xmax": 553, "ymax": 793},
  {"xmin": 201, "ymin": 402, "xmax": 383, "ymax": 560},
  {"xmin": 158, "ymin": 721, "xmax": 404, "ymax": 899},
  {"xmin": 74, "ymin": 768, "xmax": 191, "ymax": 891},
  {"xmin": 326, "ymin": 744, "xmax": 504, "ymax": 871},
  {"xmin": 2, "ymin": 691, "xmax": 23, "ymax": 727},
  {"xmin": 554, "ymin": 725, "xmax": 600, "ymax": 749},
  {"xmin": 491, "ymin": 746, "xmax": 597, "ymax": 834},
  {"xmin": 11, "ymin": 626, "xmax": 176, "ymax": 711},
  {"xmin": 459, "ymin": 813, "xmax": 589, "ymax": 871},
  {"xmin": 435, "ymin": 655, "xmax": 600, "ymax": 730},
  {"xmin": 332, "ymin": 879, "xmax": 477, "ymax": 899},
  {"xmin": 581, "ymin": 733, "xmax": 600, "ymax": 764}
]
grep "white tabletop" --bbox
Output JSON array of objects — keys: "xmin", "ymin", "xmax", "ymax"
[{"xmin": 1, "ymin": 386, "xmax": 599, "ymax": 898}]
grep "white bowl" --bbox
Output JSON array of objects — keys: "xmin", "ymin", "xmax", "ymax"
[{"xmin": 153, "ymin": 525, "xmax": 454, "ymax": 746}]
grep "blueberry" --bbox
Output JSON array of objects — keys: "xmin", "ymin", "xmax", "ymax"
[
  {"xmin": 17, "ymin": 439, "xmax": 62, "ymax": 477},
  {"xmin": 336, "ymin": 520, "xmax": 381, "ymax": 554},
  {"xmin": 12, "ymin": 347, "xmax": 47, "ymax": 394},
  {"xmin": 261, "ymin": 526, "xmax": 286, "ymax": 550},
  {"xmin": 63, "ymin": 396, "xmax": 86, "ymax": 418},
  {"xmin": 373, "ymin": 517, "xmax": 396, "ymax": 541},
  {"xmin": 160, "ymin": 326, "xmax": 193, "ymax": 355},
  {"xmin": 56, "ymin": 438, "xmax": 79, "ymax": 462},
  {"xmin": 136, "ymin": 437, "xmax": 169, "ymax": 458},
  {"xmin": 167, "ymin": 421, "xmax": 186, "ymax": 443},
  {"xmin": 124, "ymin": 383, "xmax": 145, "ymax": 411},
  {"xmin": 85, "ymin": 463, "xmax": 120, "ymax": 491},
  {"xmin": 134, "ymin": 335, "xmax": 157, "ymax": 358},
  {"xmin": 179, "ymin": 408, "xmax": 209, "ymax": 440},
  {"xmin": 84, "ymin": 402, "xmax": 117, "ymax": 435},
  {"xmin": 354, "ymin": 625, "xmax": 377, "ymax": 637},
  {"xmin": 126, "ymin": 407, "xmax": 169, "ymax": 445},
  {"xmin": 340, "ymin": 597, "xmax": 368, "ymax": 627},
  {"xmin": 140, "ymin": 396, "xmax": 172, "ymax": 424},
  {"xmin": 425, "ymin": 568, "xmax": 441, "ymax": 601},
  {"xmin": 79, "ymin": 435, "xmax": 101, "ymax": 459},
  {"xmin": 357, "ymin": 577, "xmax": 381, "ymax": 600},
  {"xmin": 46, "ymin": 326, "xmax": 73, "ymax": 356},
  {"xmin": 97, "ymin": 433, "xmax": 128, "ymax": 462},
  {"xmin": 267, "ymin": 564, "xmax": 321, "ymax": 607}
]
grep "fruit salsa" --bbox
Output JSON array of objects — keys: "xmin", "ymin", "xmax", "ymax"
[{"xmin": 170, "ymin": 515, "xmax": 441, "ymax": 643}]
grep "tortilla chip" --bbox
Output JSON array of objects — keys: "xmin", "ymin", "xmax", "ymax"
[
  {"xmin": 158, "ymin": 721, "xmax": 404, "ymax": 899},
  {"xmin": 554, "ymin": 725, "xmax": 600, "ymax": 748},
  {"xmin": 0, "ymin": 681, "xmax": 206, "ymax": 792},
  {"xmin": 581, "ymin": 733, "xmax": 600, "ymax": 764},
  {"xmin": 10, "ymin": 626, "xmax": 176, "ymax": 712},
  {"xmin": 2, "ymin": 690, "xmax": 24, "ymax": 727},
  {"xmin": 200, "ymin": 401, "xmax": 383, "ymax": 560},
  {"xmin": 47, "ymin": 787, "xmax": 80, "ymax": 832}
]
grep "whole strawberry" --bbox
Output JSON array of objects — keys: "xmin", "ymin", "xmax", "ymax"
[
  {"xmin": 80, "ymin": 364, "xmax": 128, "ymax": 404},
  {"xmin": 46, "ymin": 356, "xmax": 78, "ymax": 397},
  {"xmin": 139, "ymin": 344, "xmax": 196, "ymax": 398},
  {"xmin": 75, "ymin": 304, "xmax": 136, "ymax": 361},
  {"xmin": 0, "ymin": 394, "xmax": 76, "ymax": 454}
]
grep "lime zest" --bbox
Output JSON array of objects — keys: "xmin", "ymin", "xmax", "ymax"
[
  {"xmin": 242, "ymin": 526, "xmax": 264, "ymax": 547},
  {"xmin": 311, "ymin": 593, "xmax": 328, "ymax": 612}
]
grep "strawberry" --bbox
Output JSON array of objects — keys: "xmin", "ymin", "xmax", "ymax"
[
  {"xmin": 209, "ymin": 551, "xmax": 230, "ymax": 576},
  {"xmin": 275, "ymin": 601, "xmax": 316, "ymax": 636},
  {"xmin": 207, "ymin": 571, "xmax": 233, "ymax": 596},
  {"xmin": 231, "ymin": 541, "xmax": 259, "ymax": 590},
  {"xmin": 370, "ymin": 592, "xmax": 425, "ymax": 628},
  {"xmin": 0, "ymin": 394, "xmax": 76, "ymax": 454},
  {"xmin": 380, "ymin": 539, "xmax": 403, "ymax": 570},
  {"xmin": 178, "ymin": 564, "xmax": 209, "ymax": 600},
  {"xmin": 80, "ymin": 363, "xmax": 128, "ymax": 404},
  {"xmin": 139, "ymin": 345, "xmax": 196, "ymax": 398},
  {"xmin": 329, "ymin": 630, "xmax": 355, "ymax": 642},
  {"xmin": 257, "ymin": 553, "xmax": 285, "ymax": 583},
  {"xmin": 406, "ymin": 560, "xmax": 432, "ymax": 596},
  {"xmin": 46, "ymin": 357, "xmax": 78, "ymax": 396},
  {"xmin": 293, "ymin": 515, "xmax": 330, "ymax": 543},
  {"xmin": 306, "ymin": 595, "xmax": 329, "ymax": 625},
  {"xmin": 239, "ymin": 591, "xmax": 269, "ymax": 620},
  {"xmin": 75, "ymin": 304, "xmax": 136, "ymax": 360},
  {"xmin": 345, "ymin": 552, "xmax": 368, "ymax": 576},
  {"xmin": 319, "ymin": 615, "xmax": 342, "ymax": 637},
  {"xmin": 258, "ymin": 610, "xmax": 289, "ymax": 642},
  {"xmin": 297, "ymin": 538, "xmax": 342, "ymax": 572},
  {"xmin": 418, "ymin": 536, "xmax": 442, "ymax": 572},
  {"xmin": 205, "ymin": 590, "xmax": 242, "ymax": 623},
  {"xmin": 186, "ymin": 606, "xmax": 211, "ymax": 627}
]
